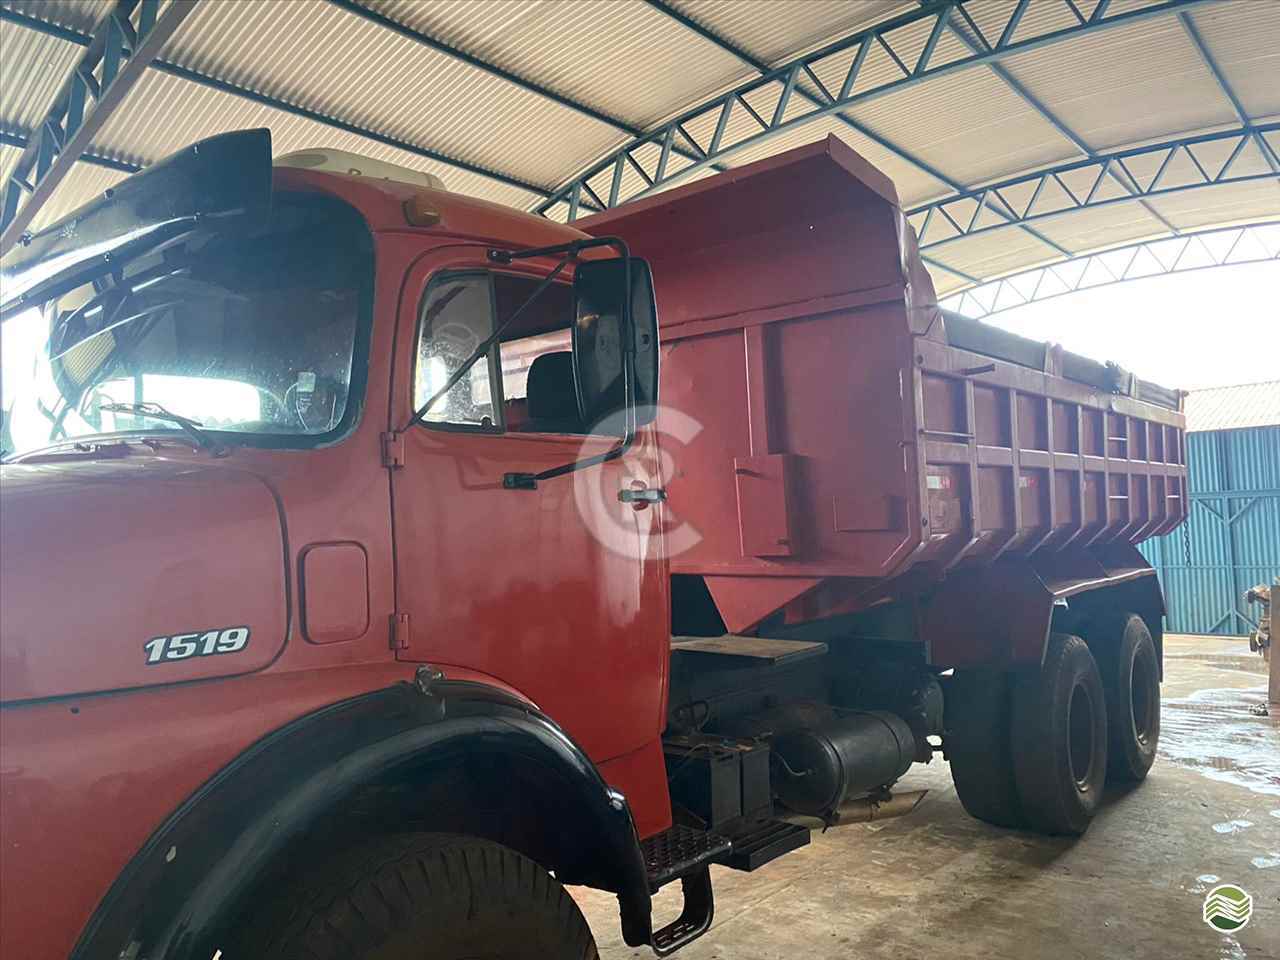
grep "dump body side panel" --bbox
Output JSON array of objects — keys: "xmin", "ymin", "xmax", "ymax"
[{"xmin": 582, "ymin": 137, "xmax": 1187, "ymax": 635}]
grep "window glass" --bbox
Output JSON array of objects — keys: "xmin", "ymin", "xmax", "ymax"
[
  {"xmin": 0, "ymin": 193, "xmax": 371, "ymax": 456},
  {"xmin": 499, "ymin": 328, "xmax": 572, "ymax": 401},
  {"xmin": 415, "ymin": 274, "xmax": 498, "ymax": 427}
]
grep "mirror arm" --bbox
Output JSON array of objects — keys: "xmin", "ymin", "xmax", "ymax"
[{"xmin": 487, "ymin": 235, "xmax": 627, "ymax": 265}]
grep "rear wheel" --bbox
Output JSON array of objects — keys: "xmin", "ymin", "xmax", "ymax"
[
  {"xmin": 945, "ymin": 668, "xmax": 1025, "ymax": 829},
  {"xmin": 1090, "ymin": 612, "xmax": 1160, "ymax": 783},
  {"xmin": 240, "ymin": 833, "xmax": 599, "ymax": 960},
  {"xmin": 1010, "ymin": 634, "xmax": 1108, "ymax": 836}
]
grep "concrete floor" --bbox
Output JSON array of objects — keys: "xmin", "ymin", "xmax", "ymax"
[{"xmin": 574, "ymin": 635, "xmax": 1279, "ymax": 960}]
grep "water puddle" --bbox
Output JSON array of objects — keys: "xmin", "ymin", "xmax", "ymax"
[
  {"xmin": 1160, "ymin": 686, "xmax": 1280, "ymax": 797},
  {"xmin": 1212, "ymin": 819, "xmax": 1253, "ymax": 834},
  {"xmin": 1187, "ymin": 873, "xmax": 1220, "ymax": 894},
  {"xmin": 1252, "ymin": 853, "xmax": 1280, "ymax": 869}
]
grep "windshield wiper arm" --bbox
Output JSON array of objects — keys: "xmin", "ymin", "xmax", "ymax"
[{"xmin": 99, "ymin": 401, "xmax": 225, "ymax": 454}]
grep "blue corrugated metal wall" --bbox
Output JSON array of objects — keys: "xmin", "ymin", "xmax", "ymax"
[{"xmin": 1139, "ymin": 425, "xmax": 1280, "ymax": 635}]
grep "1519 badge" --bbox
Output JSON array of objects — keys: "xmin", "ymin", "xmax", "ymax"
[{"xmin": 144, "ymin": 627, "xmax": 250, "ymax": 664}]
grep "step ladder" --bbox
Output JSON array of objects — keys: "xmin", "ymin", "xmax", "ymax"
[{"xmin": 639, "ymin": 823, "xmax": 730, "ymax": 955}]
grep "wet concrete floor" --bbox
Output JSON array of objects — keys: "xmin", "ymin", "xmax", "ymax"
[{"xmin": 574, "ymin": 635, "xmax": 1279, "ymax": 960}]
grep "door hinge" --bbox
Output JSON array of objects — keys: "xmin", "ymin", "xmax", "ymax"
[
  {"xmin": 391, "ymin": 612, "xmax": 410, "ymax": 650},
  {"xmin": 381, "ymin": 431, "xmax": 405, "ymax": 469}
]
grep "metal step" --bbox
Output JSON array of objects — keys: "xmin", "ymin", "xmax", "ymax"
[
  {"xmin": 717, "ymin": 818, "xmax": 810, "ymax": 872},
  {"xmin": 641, "ymin": 822, "xmax": 731, "ymax": 890},
  {"xmin": 639, "ymin": 825, "xmax": 730, "ymax": 956}
]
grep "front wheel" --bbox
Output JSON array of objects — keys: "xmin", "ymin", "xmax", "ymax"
[
  {"xmin": 241, "ymin": 833, "xmax": 599, "ymax": 960},
  {"xmin": 1010, "ymin": 634, "xmax": 1108, "ymax": 836}
]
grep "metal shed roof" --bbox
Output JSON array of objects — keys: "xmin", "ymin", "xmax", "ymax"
[
  {"xmin": 1185, "ymin": 380, "xmax": 1280, "ymax": 432},
  {"xmin": 1, "ymin": 0, "xmax": 1277, "ymax": 297}
]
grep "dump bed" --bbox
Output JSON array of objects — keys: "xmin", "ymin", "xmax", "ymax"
[{"xmin": 581, "ymin": 137, "xmax": 1187, "ymax": 634}]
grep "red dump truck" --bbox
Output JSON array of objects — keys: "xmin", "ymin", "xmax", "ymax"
[{"xmin": 0, "ymin": 130, "xmax": 1186, "ymax": 960}]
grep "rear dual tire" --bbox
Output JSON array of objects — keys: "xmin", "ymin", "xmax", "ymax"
[
  {"xmin": 1010, "ymin": 633, "xmax": 1108, "ymax": 836},
  {"xmin": 1089, "ymin": 612, "xmax": 1160, "ymax": 783},
  {"xmin": 948, "ymin": 633, "xmax": 1113, "ymax": 836},
  {"xmin": 946, "ymin": 669, "xmax": 1025, "ymax": 829}
]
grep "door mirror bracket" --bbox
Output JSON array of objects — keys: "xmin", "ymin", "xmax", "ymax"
[{"xmin": 490, "ymin": 238, "xmax": 659, "ymax": 491}]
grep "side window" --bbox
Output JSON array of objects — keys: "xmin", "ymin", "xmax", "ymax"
[
  {"xmin": 498, "ymin": 328, "xmax": 571, "ymax": 401},
  {"xmin": 415, "ymin": 273, "xmax": 500, "ymax": 428}
]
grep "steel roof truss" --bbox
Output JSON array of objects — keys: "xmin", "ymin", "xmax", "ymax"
[
  {"xmin": 542, "ymin": 0, "xmax": 1219, "ymax": 220},
  {"xmin": 0, "ymin": 0, "xmax": 197, "ymax": 253},
  {"xmin": 912, "ymin": 125, "xmax": 1280, "ymax": 252}
]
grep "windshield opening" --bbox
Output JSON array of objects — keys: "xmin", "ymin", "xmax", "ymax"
[{"xmin": 0, "ymin": 191, "xmax": 373, "ymax": 457}]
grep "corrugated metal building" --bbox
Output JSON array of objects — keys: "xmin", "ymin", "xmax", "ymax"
[{"xmin": 1140, "ymin": 380, "xmax": 1280, "ymax": 635}]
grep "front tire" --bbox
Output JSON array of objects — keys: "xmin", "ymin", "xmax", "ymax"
[
  {"xmin": 1010, "ymin": 633, "xmax": 1108, "ymax": 836},
  {"xmin": 242, "ymin": 833, "xmax": 599, "ymax": 960}
]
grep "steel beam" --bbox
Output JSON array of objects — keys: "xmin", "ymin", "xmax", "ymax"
[
  {"xmin": 330, "ymin": 0, "xmax": 639, "ymax": 134},
  {"xmin": 935, "ymin": 4, "xmax": 1181, "ymax": 235},
  {"xmin": 1178, "ymin": 11, "xmax": 1279, "ymax": 176},
  {"xmin": 937, "ymin": 220, "xmax": 1280, "ymax": 318},
  {"xmin": 921, "ymin": 254, "xmax": 980, "ymax": 285},
  {"xmin": 0, "ymin": 127, "xmax": 140, "ymax": 174},
  {"xmin": 0, "ymin": 0, "xmax": 197, "ymax": 252},
  {"xmin": 643, "ymin": 0, "xmax": 1069, "ymax": 256},
  {"xmin": 538, "ymin": 0, "xmax": 1218, "ymax": 218},
  {"xmin": 328, "ymin": 0, "xmax": 723, "ymax": 177},
  {"xmin": 0, "ymin": 6, "xmax": 578, "ymax": 208},
  {"xmin": 910, "ymin": 124, "xmax": 1280, "ymax": 252}
]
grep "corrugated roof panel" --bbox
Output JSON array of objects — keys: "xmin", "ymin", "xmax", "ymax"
[
  {"xmin": 0, "ymin": 0, "xmax": 110, "ymax": 32},
  {"xmin": 965, "ymin": 0, "xmax": 1168, "ymax": 54},
  {"xmin": 366, "ymin": 0, "xmax": 754, "ymax": 131},
  {"xmin": 0, "ymin": 142, "xmax": 21, "ymax": 185},
  {"xmin": 923, "ymin": 262, "xmax": 969, "ymax": 298},
  {"xmin": 90, "ymin": 69, "xmax": 544, "ymax": 211},
  {"xmin": 159, "ymin": 0, "xmax": 623, "ymax": 190},
  {"xmin": 1187, "ymin": 3, "xmax": 1280, "ymax": 122},
  {"xmin": 921, "ymin": 225, "xmax": 1064, "ymax": 280},
  {"xmin": 1185, "ymin": 381, "xmax": 1280, "ymax": 433},
  {"xmin": 999, "ymin": 14, "xmax": 1235, "ymax": 151},
  {"xmin": 0, "ymin": 19, "xmax": 81, "ymax": 131},
  {"xmin": 1145, "ymin": 178, "xmax": 1280, "ymax": 232},
  {"xmin": 1024, "ymin": 199, "xmax": 1171, "ymax": 257},
  {"xmin": 667, "ymin": 0, "xmax": 916, "ymax": 67},
  {"xmin": 844, "ymin": 67, "xmax": 1083, "ymax": 192}
]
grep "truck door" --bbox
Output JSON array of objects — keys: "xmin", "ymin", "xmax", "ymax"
[{"xmin": 388, "ymin": 254, "xmax": 669, "ymax": 765}]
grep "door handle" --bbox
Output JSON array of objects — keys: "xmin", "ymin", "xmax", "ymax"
[{"xmin": 619, "ymin": 485, "xmax": 667, "ymax": 505}]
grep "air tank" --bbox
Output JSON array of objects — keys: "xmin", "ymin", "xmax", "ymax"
[{"xmin": 771, "ymin": 711, "xmax": 915, "ymax": 817}]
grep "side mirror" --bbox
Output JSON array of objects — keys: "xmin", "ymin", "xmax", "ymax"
[{"xmin": 572, "ymin": 257, "xmax": 658, "ymax": 429}]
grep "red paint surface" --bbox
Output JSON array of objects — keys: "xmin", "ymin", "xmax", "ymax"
[
  {"xmin": 582, "ymin": 136, "xmax": 1188, "ymax": 633},
  {"xmin": 0, "ymin": 167, "xmax": 671, "ymax": 959},
  {"xmin": 387, "ymin": 248, "xmax": 671, "ymax": 766}
]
